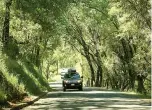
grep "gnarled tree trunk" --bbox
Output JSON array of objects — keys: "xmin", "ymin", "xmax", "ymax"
[{"xmin": 2, "ymin": 0, "xmax": 12, "ymax": 47}]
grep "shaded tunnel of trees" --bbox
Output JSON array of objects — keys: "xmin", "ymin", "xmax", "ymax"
[{"xmin": 0, "ymin": 0, "xmax": 151, "ymax": 103}]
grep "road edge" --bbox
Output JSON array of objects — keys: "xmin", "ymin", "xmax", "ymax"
[{"xmin": 10, "ymin": 92, "xmax": 48, "ymax": 110}]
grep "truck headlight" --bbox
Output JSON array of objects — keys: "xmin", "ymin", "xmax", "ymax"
[
  {"xmin": 77, "ymin": 80, "xmax": 82, "ymax": 83},
  {"xmin": 64, "ymin": 80, "xmax": 69, "ymax": 83}
]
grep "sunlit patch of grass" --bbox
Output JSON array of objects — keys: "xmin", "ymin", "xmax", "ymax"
[
  {"xmin": 0, "ymin": 56, "xmax": 25, "ymax": 93},
  {"xmin": 0, "ymin": 52, "xmax": 51, "ymax": 105},
  {"xmin": 5, "ymin": 58, "xmax": 44, "ymax": 95}
]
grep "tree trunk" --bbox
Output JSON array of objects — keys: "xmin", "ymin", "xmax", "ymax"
[
  {"xmin": 99, "ymin": 66, "xmax": 102, "ymax": 86},
  {"xmin": 128, "ymin": 68, "xmax": 135, "ymax": 89},
  {"xmin": 121, "ymin": 38, "xmax": 135, "ymax": 90},
  {"xmin": 87, "ymin": 60, "xmax": 95, "ymax": 87},
  {"xmin": 95, "ymin": 68, "xmax": 99, "ymax": 87},
  {"xmin": 46, "ymin": 62, "xmax": 51, "ymax": 80},
  {"xmin": 95, "ymin": 65, "xmax": 102, "ymax": 87},
  {"xmin": 82, "ymin": 42, "xmax": 95, "ymax": 87},
  {"xmin": 137, "ymin": 74, "xmax": 146, "ymax": 94},
  {"xmin": 105, "ymin": 79, "xmax": 109, "ymax": 89},
  {"xmin": 35, "ymin": 46, "xmax": 40, "ymax": 67},
  {"xmin": 2, "ymin": 0, "xmax": 12, "ymax": 47},
  {"xmin": 86, "ymin": 78, "xmax": 90, "ymax": 87}
]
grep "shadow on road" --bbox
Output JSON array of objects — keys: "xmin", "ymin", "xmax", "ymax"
[
  {"xmin": 32, "ymin": 97, "xmax": 150, "ymax": 110},
  {"xmin": 45, "ymin": 88, "xmax": 150, "ymax": 99},
  {"xmin": 25, "ymin": 88, "xmax": 151, "ymax": 110}
]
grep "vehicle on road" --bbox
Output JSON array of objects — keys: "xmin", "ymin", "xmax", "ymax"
[
  {"xmin": 60, "ymin": 68, "xmax": 68, "ymax": 79},
  {"xmin": 62, "ymin": 68, "xmax": 83, "ymax": 91}
]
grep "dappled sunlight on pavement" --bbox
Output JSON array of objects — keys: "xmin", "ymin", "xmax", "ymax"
[
  {"xmin": 23, "ymin": 87, "xmax": 151, "ymax": 110},
  {"xmin": 23, "ymin": 97, "xmax": 151, "ymax": 110}
]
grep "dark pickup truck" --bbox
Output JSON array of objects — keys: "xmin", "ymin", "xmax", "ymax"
[{"xmin": 62, "ymin": 69, "xmax": 83, "ymax": 91}]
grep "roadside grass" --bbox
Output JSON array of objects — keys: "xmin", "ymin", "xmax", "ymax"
[
  {"xmin": 0, "ymin": 55, "xmax": 51, "ymax": 105},
  {"xmin": 133, "ymin": 93, "xmax": 151, "ymax": 99},
  {"xmin": 119, "ymin": 90, "xmax": 151, "ymax": 99},
  {"xmin": 0, "ymin": 56, "xmax": 25, "ymax": 102},
  {"xmin": 102, "ymin": 88, "xmax": 151, "ymax": 99},
  {"xmin": 5, "ymin": 58, "xmax": 51, "ymax": 95},
  {"xmin": 0, "ymin": 89, "xmax": 8, "ymax": 108},
  {"xmin": 5, "ymin": 58, "xmax": 42, "ymax": 95},
  {"xmin": 0, "ymin": 89, "xmax": 7, "ymax": 103},
  {"xmin": 23, "ymin": 61, "xmax": 51, "ymax": 91}
]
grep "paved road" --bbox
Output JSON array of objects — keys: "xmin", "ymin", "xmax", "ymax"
[{"xmin": 23, "ymin": 82, "xmax": 151, "ymax": 110}]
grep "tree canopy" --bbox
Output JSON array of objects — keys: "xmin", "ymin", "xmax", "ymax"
[{"xmin": 0, "ymin": 0, "xmax": 150, "ymax": 103}]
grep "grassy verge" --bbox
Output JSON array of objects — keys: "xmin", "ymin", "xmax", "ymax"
[
  {"xmin": 0, "ymin": 89, "xmax": 7, "ymax": 103},
  {"xmin": 0, "ymin": 55, "xmax": 51, "ymax": 107}
]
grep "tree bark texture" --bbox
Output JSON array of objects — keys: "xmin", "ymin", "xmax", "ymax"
[{"xmin": 2, "ymin": 0, "xmax": 12, "ymax": 47}]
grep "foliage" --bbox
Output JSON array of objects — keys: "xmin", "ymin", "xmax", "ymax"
[{"xmin": 0, "ymin": 0, "xmax": 150, "ymax": 105}]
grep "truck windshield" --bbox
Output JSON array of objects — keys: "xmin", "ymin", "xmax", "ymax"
[
  {"xmin": 72, "ymin": 74, "xmax": 80, "ymax": 79},
  {"xmin": 64, "ymin": 73, "xmax": 80, "ymax": 79}
]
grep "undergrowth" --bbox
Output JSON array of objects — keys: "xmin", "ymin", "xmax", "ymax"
[{"xmin": 0, "ymin": 54, "xmax": 51, "ymax": 105}]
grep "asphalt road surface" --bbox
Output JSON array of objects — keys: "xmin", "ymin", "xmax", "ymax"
[{"xmin": 23, "ymin": 82, "xmax": 151, "ymax": 110}]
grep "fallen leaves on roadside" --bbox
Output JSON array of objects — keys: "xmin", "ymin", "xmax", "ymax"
[
  {"xmin": 7, "ymin": 101, "xmax": 19, "ymax": 108},
  {"xmin": 22, "ymin": 96, "xmax": 33, "ymax": 103}
]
